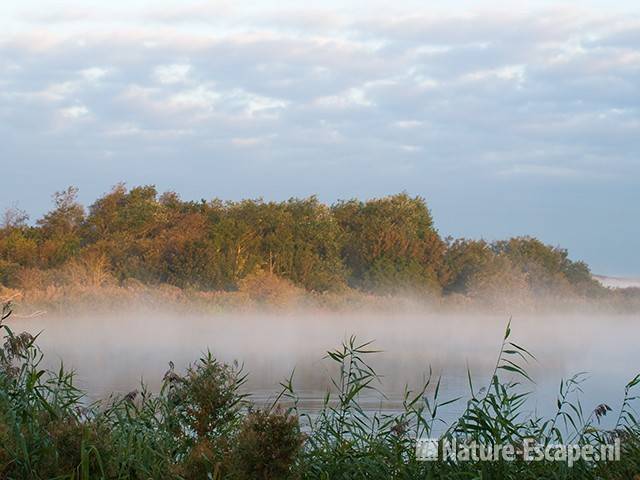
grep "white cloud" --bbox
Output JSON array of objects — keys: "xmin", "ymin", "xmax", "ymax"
[
  {"xmin": 226, "ymin": 90, "xmax": 288, "ymax": 117},
  {"xmin": 168, "ymin": 85, "xmax": 219, "ymax": 111},
  {"xmin": 400, "ymin": 144, "xmax": 422, "ymax": 153},
  {"xmin": 231, "ymin": 135, "xmax": 275, "ymax": 147},
  {"xmin": 59, "ymin": 105, "xmax": 90, "ymax": 119},
  {"xmin": 462, "ymin": 65, "xmax": 526, "ymax": 83},
  {"xmin": 153, "ymin": 63, "xmax": 191, "ymax": 84},
  {"xmin": 496, "ymin": 164, "xmax": 603, "ymax": 179},
  {"xmin": 37, "ymin": 82, "xmax": 77, "ymax": 102},
  {"xmin": 314, "ymin": 87, "xmax": 374, "ymax": 109},
  {"xmin": 80, "ymin": 67, "xmax": 109, "ymax": 82},
  {"xmin": 393, "ymin": 120, "xmax": 423, "ymax": 129}
]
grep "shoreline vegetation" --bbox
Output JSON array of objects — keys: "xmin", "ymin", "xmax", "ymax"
[
  {"xmin": 1, "ymin": 185, "xmax": 639, "ymax": 314},
  {"xmin": 1, "ymin": 304, "xmax": 639, "ymax": 479}
]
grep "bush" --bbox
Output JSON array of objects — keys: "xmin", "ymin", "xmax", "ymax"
[
  {"xmin": 238, "ymin": 270, "xmax": 304, "ymax": 307},
  {"xmin": 232, "ymin": 408, "xmax": 304, "ymax": 479}
]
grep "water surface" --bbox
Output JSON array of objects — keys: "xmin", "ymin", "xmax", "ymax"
[{"xmin": 10, "ymin": 309, "xmax": 639, "ymax": 427}]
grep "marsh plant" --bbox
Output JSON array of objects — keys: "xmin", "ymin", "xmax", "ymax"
[{"xmin": 0, "ymin": 303, "xmax": 639, "ymax": 479}]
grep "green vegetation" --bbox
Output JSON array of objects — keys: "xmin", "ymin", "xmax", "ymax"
[
  {"xmin": 2, "ymin": 184, "xmax": 635, "ymax": 311},
  {"xmin": 1, "ymin": 303, "xmax": 639, "ymax": 479}
]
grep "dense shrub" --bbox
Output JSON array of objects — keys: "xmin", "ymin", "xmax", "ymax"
[
  {"xmin": 332, "ymin": 194, "xmax": 446, "ymax": 294},
  {"xmin": 0, "ymin": 186, "xmax": 619, "ymax": 306},
  {"xmin": 238, "ymin": 270, "xmax": 304, "ymax": 307},
  {"xmin": 232, "ymin": 408, "xmax": 303, "ymax": 479}
]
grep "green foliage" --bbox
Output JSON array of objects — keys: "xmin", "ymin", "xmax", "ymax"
[
  {"xmin": 492, "ymin": 237, "xmax": 590, "ymax": 297},
  {"xmin": 0, "ymin": 186, "xmax": 614, "ymax": 303},
  {"xmin": 332, "ymin": 193, "xmax": 446, "ymax": 294},
  {"xmin": 442, "ymin": 238, "xmax": 494, "ymax": 294},
  {"xmin": 35, "ymin": 186, "xmax": 85, "ymax": 268},
  {"xmin": 167, "ymin": 354, "xmax": 248, "ymax": 441},
  {"xmin": 231, "ymin": 408, "xmax": 303, "ymax": 479},
  {"xmin": 442, "ymin": 236, "xmax": 609, "ymax": 304}
]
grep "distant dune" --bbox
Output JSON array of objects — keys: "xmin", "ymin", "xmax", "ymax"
[{"xmin": 594, "ymin": 275, "xmax": 640, "ymax": 289}]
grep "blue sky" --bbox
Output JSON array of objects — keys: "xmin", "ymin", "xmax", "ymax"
[{"xmin": 1, "ymin": 1, "xmax": 639, "ymax": 275}]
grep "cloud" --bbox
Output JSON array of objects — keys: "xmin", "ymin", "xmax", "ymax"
[
  {"xmin": 59, "ymin": 104, "xmax": 90, "ymax": 119},
  {"xmin": 139, "ymin": 2, "xmax": 234, "ymax": 24},
  {"xmin": 497, "ymin": 164, "xmax": 598, "ymax": 179},
  {"xmin": 231, "ymin": 134, "xmax": 275, "ymax": 148},
  {"xmin": 313, "ymin": 87, "xmax": 374, "ymax": 109},
  {"xmin": 80, "ymin": 67, "xmax": 109, "ymax": 82},
  {"xmin": 168, "ymin": 85, "xmax": 219, "ymax": 111},
  {"xmin": 392, "ymin": 120, "xmax": 423, "ymax": 129},
  {"xmin": 153, "ymin": 64, "xmax": 191, "ymax": 84}
]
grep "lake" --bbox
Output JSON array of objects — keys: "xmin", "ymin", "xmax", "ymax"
[{"xmin": 8, "ymin": 308, "xmax": 639, "ymax": 429}]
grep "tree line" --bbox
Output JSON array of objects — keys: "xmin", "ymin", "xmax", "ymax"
[{"xmin": 0, "ymin": 184, "xmax": 605, "ymax": 299}]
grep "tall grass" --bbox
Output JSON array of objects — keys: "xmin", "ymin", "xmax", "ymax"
[{"xmin": 0, "ymin": 302, "xmax": 638, "ymax": 479}]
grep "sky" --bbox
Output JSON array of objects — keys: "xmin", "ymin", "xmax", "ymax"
[{"xmin": 0, "ymin": 1, "xmax": 639, "ymax": 275}]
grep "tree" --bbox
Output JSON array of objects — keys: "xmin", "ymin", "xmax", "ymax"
[
  {"xmin": 36, "ymin": 187, "xmax": 85, "ymax": 267},
  {"xmin": 442, "ymin": 238, "xmax": 493, "ymax": 294},
  {"xmin": 37, "ymin": 187, "xmax": 84, "ymax": 238},
  {"xmin": 1, "ymin": 206, "xmax": 28, "ymax": 230},
  {"xmin": 332, "ymin": 193, "xmax": 446, "ymax": 294}
]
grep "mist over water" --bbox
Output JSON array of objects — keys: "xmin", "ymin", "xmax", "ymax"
[{"xmin": 8, "ymin": 309, "xmax": 639, "ymax": 423}]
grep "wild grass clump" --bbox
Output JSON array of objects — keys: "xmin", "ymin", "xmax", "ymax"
[{"xmin": 0, "ymin": 302, "xmax": 639, "ymax": 479}]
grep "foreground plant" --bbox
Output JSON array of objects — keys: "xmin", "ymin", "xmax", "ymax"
[{"xmin": 0, "ymin": 301, "xmax": 638, "ymax": 479}]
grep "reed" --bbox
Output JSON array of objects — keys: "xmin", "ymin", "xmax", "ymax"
[{"xmin": 0, "ymin": 302, "xmax": 638, "ymax": 479}]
